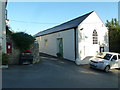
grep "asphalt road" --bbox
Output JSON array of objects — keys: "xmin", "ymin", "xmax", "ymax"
[{"xmin": 2, "ymin": 55, "xmax": 119, "ymax": 88}]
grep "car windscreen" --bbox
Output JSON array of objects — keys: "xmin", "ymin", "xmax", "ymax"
[
  {"xmin": 102, "ymin": 54, "xmax": 112, "ymax": 60},
  {"xmin": 96, "ymin": 52, "xmax": 106, "ymax": 58}
]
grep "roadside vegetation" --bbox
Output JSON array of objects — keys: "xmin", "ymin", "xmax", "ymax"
[
  {"xmin": 11, "ymin": 32, "xmax": 35, "ymax": 52},
  {"xmin": 106, "ymin": 18, "xmax": 120, "ymax": 53}
]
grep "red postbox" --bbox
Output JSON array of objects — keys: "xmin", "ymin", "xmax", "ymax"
[{"xmin": 6, "ymin": 42, "xmax": 12, "ymax": 53}]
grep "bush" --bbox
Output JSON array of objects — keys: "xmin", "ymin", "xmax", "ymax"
[
  {"xmin": 106, "ymin": 18, "xmax": 120, "ymax": 53},
  {"xmin": 56, "ymin": 53, "xmax": 61, "ymax": 57},
  {"xmin": 2, "ymin": 53, "xmax": 9, "ymax": 65},
  {"xmin": 11, "ymin": 32, "xmax": 35, "ymax": 52},
  {"xmin": 109, "ymin": 30, "xmax": 120, "ymax": 53}
]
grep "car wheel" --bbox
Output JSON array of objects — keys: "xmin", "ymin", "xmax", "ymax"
[{"xmin": 104, "ymin": 66, "xmax": 110, "ymax": 72}]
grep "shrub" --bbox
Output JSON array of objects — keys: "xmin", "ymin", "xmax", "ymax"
[
  {"xmin": 56, "ymin": 53, "xmax": 61, "ymax": 57},
  {"xmin": 2, "ymin": 53, "xmax": 9, "ymax": 65},
  {"xmin": 11, "ymin": 32, "xmax": 35, "ymax": 52}
]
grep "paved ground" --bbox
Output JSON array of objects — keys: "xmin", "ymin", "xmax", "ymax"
[{"xmin": 2, "ymin": 54, "xmax": 119, "ymax": 88}]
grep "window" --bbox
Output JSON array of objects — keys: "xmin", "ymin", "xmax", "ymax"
[
  {"xmin": 111, "ymin": 55, "xmax": 117, "ymax": 61},
  {"xmin": 5, "ymin": 9, "xmax": 7, "ymax": 19},
  {"xmin": 103, "ymin": 54, "xmax": 112, "ymax": 60},
  {"xmin": 118, "ymin": 55, "xmax": 120, "ymax": 59},
  {"xmin": 93, "ymin": 30, "xmax": 98, "ymax": 44},
  {"xmin": 44, "ymin": 39, "xmax": 48, "ymax": 46}
]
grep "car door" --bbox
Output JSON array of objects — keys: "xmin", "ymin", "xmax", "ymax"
[
  {"xmin": 118, "ymin": 55, "xmax": 120, "ymax": 68},
  {"xmin": 110, "ymin": 55, "xmax": 118, "ymax": 69}
]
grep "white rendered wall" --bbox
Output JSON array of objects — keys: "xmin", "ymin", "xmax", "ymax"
[
  {"xmin": 36, "ymin": 29, "xmax": 75, "ymax": 61},
  {"xmin": 0, "ymin": 1, "xmax": 2, "ymax": 51},
  {"xmin": 0, "ymin": 1, "xmax": 6, "ymax": 53},
  {"xmin": 0, "ymin": 1, "xmax": 2, "ymax": 67},
  {"xmin": 76, "ymin": 11, "xmax": 109, "ymax": 64},
  {"xmin": 0, "ymin": 2, "xmax": 6, "ymax": 89}
]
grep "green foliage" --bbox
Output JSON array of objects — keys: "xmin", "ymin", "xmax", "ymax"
[
  {"xmin": 109, "ymin": 30, "xmax": 120, "ymax": 53},
  {"xmin": 6, "ymin": 25, "xmax": 13, "ymax": 35},
  {"xmin": 2, "ymin": 53, "xmax": 9, "ymax": 65},
  {"xmin": 106, "ymin": 18, "xmax": 120, "ymax": 30},
  {"xmin": 11, "ymin": 32, "xmax": 35, "ymax": 52},
  {"xmin": 106, "ymin": 18, "xmax": 120, "ymax": 53}
]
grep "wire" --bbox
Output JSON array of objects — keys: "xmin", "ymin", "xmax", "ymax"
[
  {"xmin": 8, "ymin": 19, "xmax": 105, "ymax": 25},
  {"xmin": 9, "ymin": 19, "xmax": 60, "ymax": 24}
]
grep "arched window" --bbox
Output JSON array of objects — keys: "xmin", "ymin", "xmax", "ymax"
[{"xmin": 93, "ymin": 30, "xmax": 98, "ymax": 44}]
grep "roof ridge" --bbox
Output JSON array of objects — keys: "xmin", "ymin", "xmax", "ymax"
[
  {"xmin": 64, "ymin": 11, "xmax": 94, "ymax": 23},
  {"xmin": 34, "ymin": 11, "xmax": 94, "ymax": 37},
  {"xmin": 54, "ymin": 11, "xmax": 94, "ymax": 27}
]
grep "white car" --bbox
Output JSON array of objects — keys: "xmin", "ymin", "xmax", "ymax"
[{"xmin": 89, "ymin": 52, "xmax": 120, "ymax": 72}]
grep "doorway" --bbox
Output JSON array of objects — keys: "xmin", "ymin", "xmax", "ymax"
[
  {"xmin": 57, "ymin": 38, "xmax": 63, "ymax": 57},
  {"xmin": 100, "ymin": 46, "xmax": 104, "ymax": 53}
]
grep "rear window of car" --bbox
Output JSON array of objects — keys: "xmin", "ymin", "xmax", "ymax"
[
  {"xmin": 118, "ymin": 55, "xmax": 120, "ymax": 59},
  {"xmin": 111, "ymin": 55, "xmax": 117, "ymax": 60}
]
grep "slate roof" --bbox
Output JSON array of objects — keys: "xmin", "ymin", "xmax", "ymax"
[{"xmin": 34, "ymin": 11, "xmax": 94, "ymax": 37}]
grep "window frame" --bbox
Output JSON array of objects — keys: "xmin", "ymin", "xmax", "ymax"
[
  {"xmin": 93, "ymin": 30, "xmax": 98, "ymax": 44},
  {"xmin": 44, "ymin": 39, "xmax": 48, "ymax": 47},
  {"xmin": 111, "ymin": 55, "xmax": 117, "ymax": 61},
  {"xmin": 118, "ymin": 55, "xmax": 120, "ymax": 59}
]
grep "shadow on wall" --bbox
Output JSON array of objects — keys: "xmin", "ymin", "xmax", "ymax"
[
  {"xmin": 78, "ymin": 29, "xmax": 84, "ymax": 60},
  {"xmin": 75, "ymin": 30, "xmax": 82, "ymax": 65},
  {"xmin": 75, "ymin": 29, "xmax": 88, "ymax": 65}
]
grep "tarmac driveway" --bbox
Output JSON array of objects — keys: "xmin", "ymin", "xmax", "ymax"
[{"xmin": 2, "ymin": 54, "xmax": 119, "ymax": 88}]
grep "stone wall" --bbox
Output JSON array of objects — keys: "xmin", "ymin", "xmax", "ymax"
[
  {"xmin": 7, "ymin": 35, "xmax": 40, "ymax": 64},
  {"xmin": 7, "ymin": 35, "xmax": 20, "ymax": 64},
  {"xmin": 30, "ymin": 40, "xmax": 40, "ymax": 64},
  {"xmin": 8, "ymin": 48, "xmax": 20, "ymax": 64}
]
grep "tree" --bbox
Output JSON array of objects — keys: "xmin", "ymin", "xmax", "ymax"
[
  {"xmin": 11, "ymin": 32, "xmax": 35, "ymax": 52},
  {"xmin": 106, "ymin": 18, "xmax": 120, "ymax": 53},
  {"xmin": 106, "ymin": 18, "xmax": 120, "ymax": 30}
]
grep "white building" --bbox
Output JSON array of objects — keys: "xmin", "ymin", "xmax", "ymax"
[
  {"xmin": 35, "ymin": 11, "xmax": 109, "ymax": 65},
  {"xmin": 0, "ymin": 0, "xmax": 7, "ymax": 53}
]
